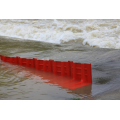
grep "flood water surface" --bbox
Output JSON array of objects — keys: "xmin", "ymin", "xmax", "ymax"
[
  {"xmin": 1, "ymin": 39, "xmax": 120, "ymax": 100},
  {"xmin": 1, "ymin": 19, "xmax": 120, "ymax": 100}
]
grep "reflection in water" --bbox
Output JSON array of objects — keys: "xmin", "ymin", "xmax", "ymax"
[
  {"xmin": 68, "ymin": 85, "xmax": 93, "ymax": 100},
  {"xmin": 1, "ymin": 19, "xmax": 120, "ymax": 100},
  {"xmin": 0, "ymin": 60, "xmax": 93, "ymax": 99}
]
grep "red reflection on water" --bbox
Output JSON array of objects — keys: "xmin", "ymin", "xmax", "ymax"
[
  {"xmin": 1, "ymin": 61, "xmax": 92, "ymax": 90},
  {"xmin": 23, "ymin": 68, "xmax": 91, "ymax": 89},
  {"xmin": 1, "ymin": 61, "xmax": 94, "ymax": 99},
  {"xmin": 68, "ymin": 84, "xmax": 94, "ymax": 100}
]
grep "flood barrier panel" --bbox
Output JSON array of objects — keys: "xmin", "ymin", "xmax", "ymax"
[{"xmin": 0, "ymin": 55, "xmax": 92, "ymax": 89}]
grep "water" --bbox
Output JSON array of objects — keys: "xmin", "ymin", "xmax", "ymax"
[
  {"xmin": 0, "ymin": 19, "xmax": 120, "ymax": 100},
  {"xmin": 1, "ymin": 19, "xmax": 120, "ymax": 49}
]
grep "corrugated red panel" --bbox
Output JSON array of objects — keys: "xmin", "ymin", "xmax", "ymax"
[
  {"xmin": 26, "ymin": 58, "xmax": 35, "ymax": 68},
  {"xmin": 0, "ymin": 54, "xmax": 92, "ymax": 89}
]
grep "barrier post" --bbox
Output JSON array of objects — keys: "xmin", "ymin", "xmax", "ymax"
[
  {"xmin": 49, "ymin": 60, "xmax": 54, "ymax": 73},
  {"xmin": 68, "ymin": 61, "xmax": 71, "ymax": 77},
  {"xmin": 33, "ymin": 58, "xmax": 36, "ymax": 68},
  {"xmin": 9, "ymin": 57, "xmax": 12, "ymax": 63},
  {"xmin": 49, "ymin": 60, "xmax": 52, "ymax": 72},
  {"xmin": 3, "ymin": 55, "xmax": 5, "ymax": 61},
  {"xmin": 61, "ymin": 62, "xmax": 64, "ymax": 76},
  {"xmin": 66, "ymin": 61, "xmax": 71, "ymax": 77},
  {"xmin": 19, "ymin": 57, "xmax": 22, "ymax": 65},
  {"xmin": 53, "ymin": 61, "xmax": 57, "ymax": 74},
  {"xmin": 26, "ymin": 59, "xmax": 30, "ymax": 67},
  {"xmin": 35, "ymin": 58, "xmax": 38, "ymax": 70},
  {"xmin": 16, "ymin": 56, "xmax": 19, "ymax": 64},
  {"xmin": 72, "ymin": 62, "xmax": 76, "ymax": 80},
  {"xmin": 69, "ymin": 61, "xmax": 73, "ymax": 78},
  {"xmin": 88, "ymin": 63, "xmax": 92, "ymax": 83},
  {"xmin": 81, "ymin": 64, "xmax": 85, "ymax": 83},
  {"xmin": 43, "ymin": 60, "xmax": 47, "ymax": 71}
]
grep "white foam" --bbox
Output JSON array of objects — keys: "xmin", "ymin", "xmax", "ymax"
[{"xmin": 0, "ymin": 19, "xmax": 120, "ymax": 49}]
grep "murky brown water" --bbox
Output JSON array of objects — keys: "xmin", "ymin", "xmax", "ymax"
[
  {"xmin": 1, "ymin": 19, "xmax": 120, "ymax": 100},
  {"xmin": 1, "ymin": 37, "xmax": 120, "ymax": 100}
]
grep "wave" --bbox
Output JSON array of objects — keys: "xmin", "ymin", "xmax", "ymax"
[{"xmin": 0, "ymin": 19, "xmax": 120, "ymax": 49}]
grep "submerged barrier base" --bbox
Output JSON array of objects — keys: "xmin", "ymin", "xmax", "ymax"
[{"xmin": 0, "ymin": 55, "xmax": 92, "ymax": 89}]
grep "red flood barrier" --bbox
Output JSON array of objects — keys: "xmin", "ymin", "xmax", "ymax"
[
  {"xmin": 19, "ymin": 57, "xmax": 35, "ymax": 68},
  {"xmin": 0, "ymin": 54, "xmax": 92, "ymax": 89},
  {"xmin": 53, "ymin": 61, "xmax": 71, "ymax": 77},
  {"xmin": 0, "ymin": 55, "xmax": 4, "ymax": 61},
  {"xmin": 35, "ymin": 59, "xmax": 54, "ymax": 72},
  {"xmin": 35, "ymin": 59, "xmax": 45, "ymax": 71},
  {"xmin": 10, "ymin": 57, "xmax": 19, "ymax": 64},
  {"xmin": 3, "ymin": 56, "xmax": 11, "ymax": 62}
]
